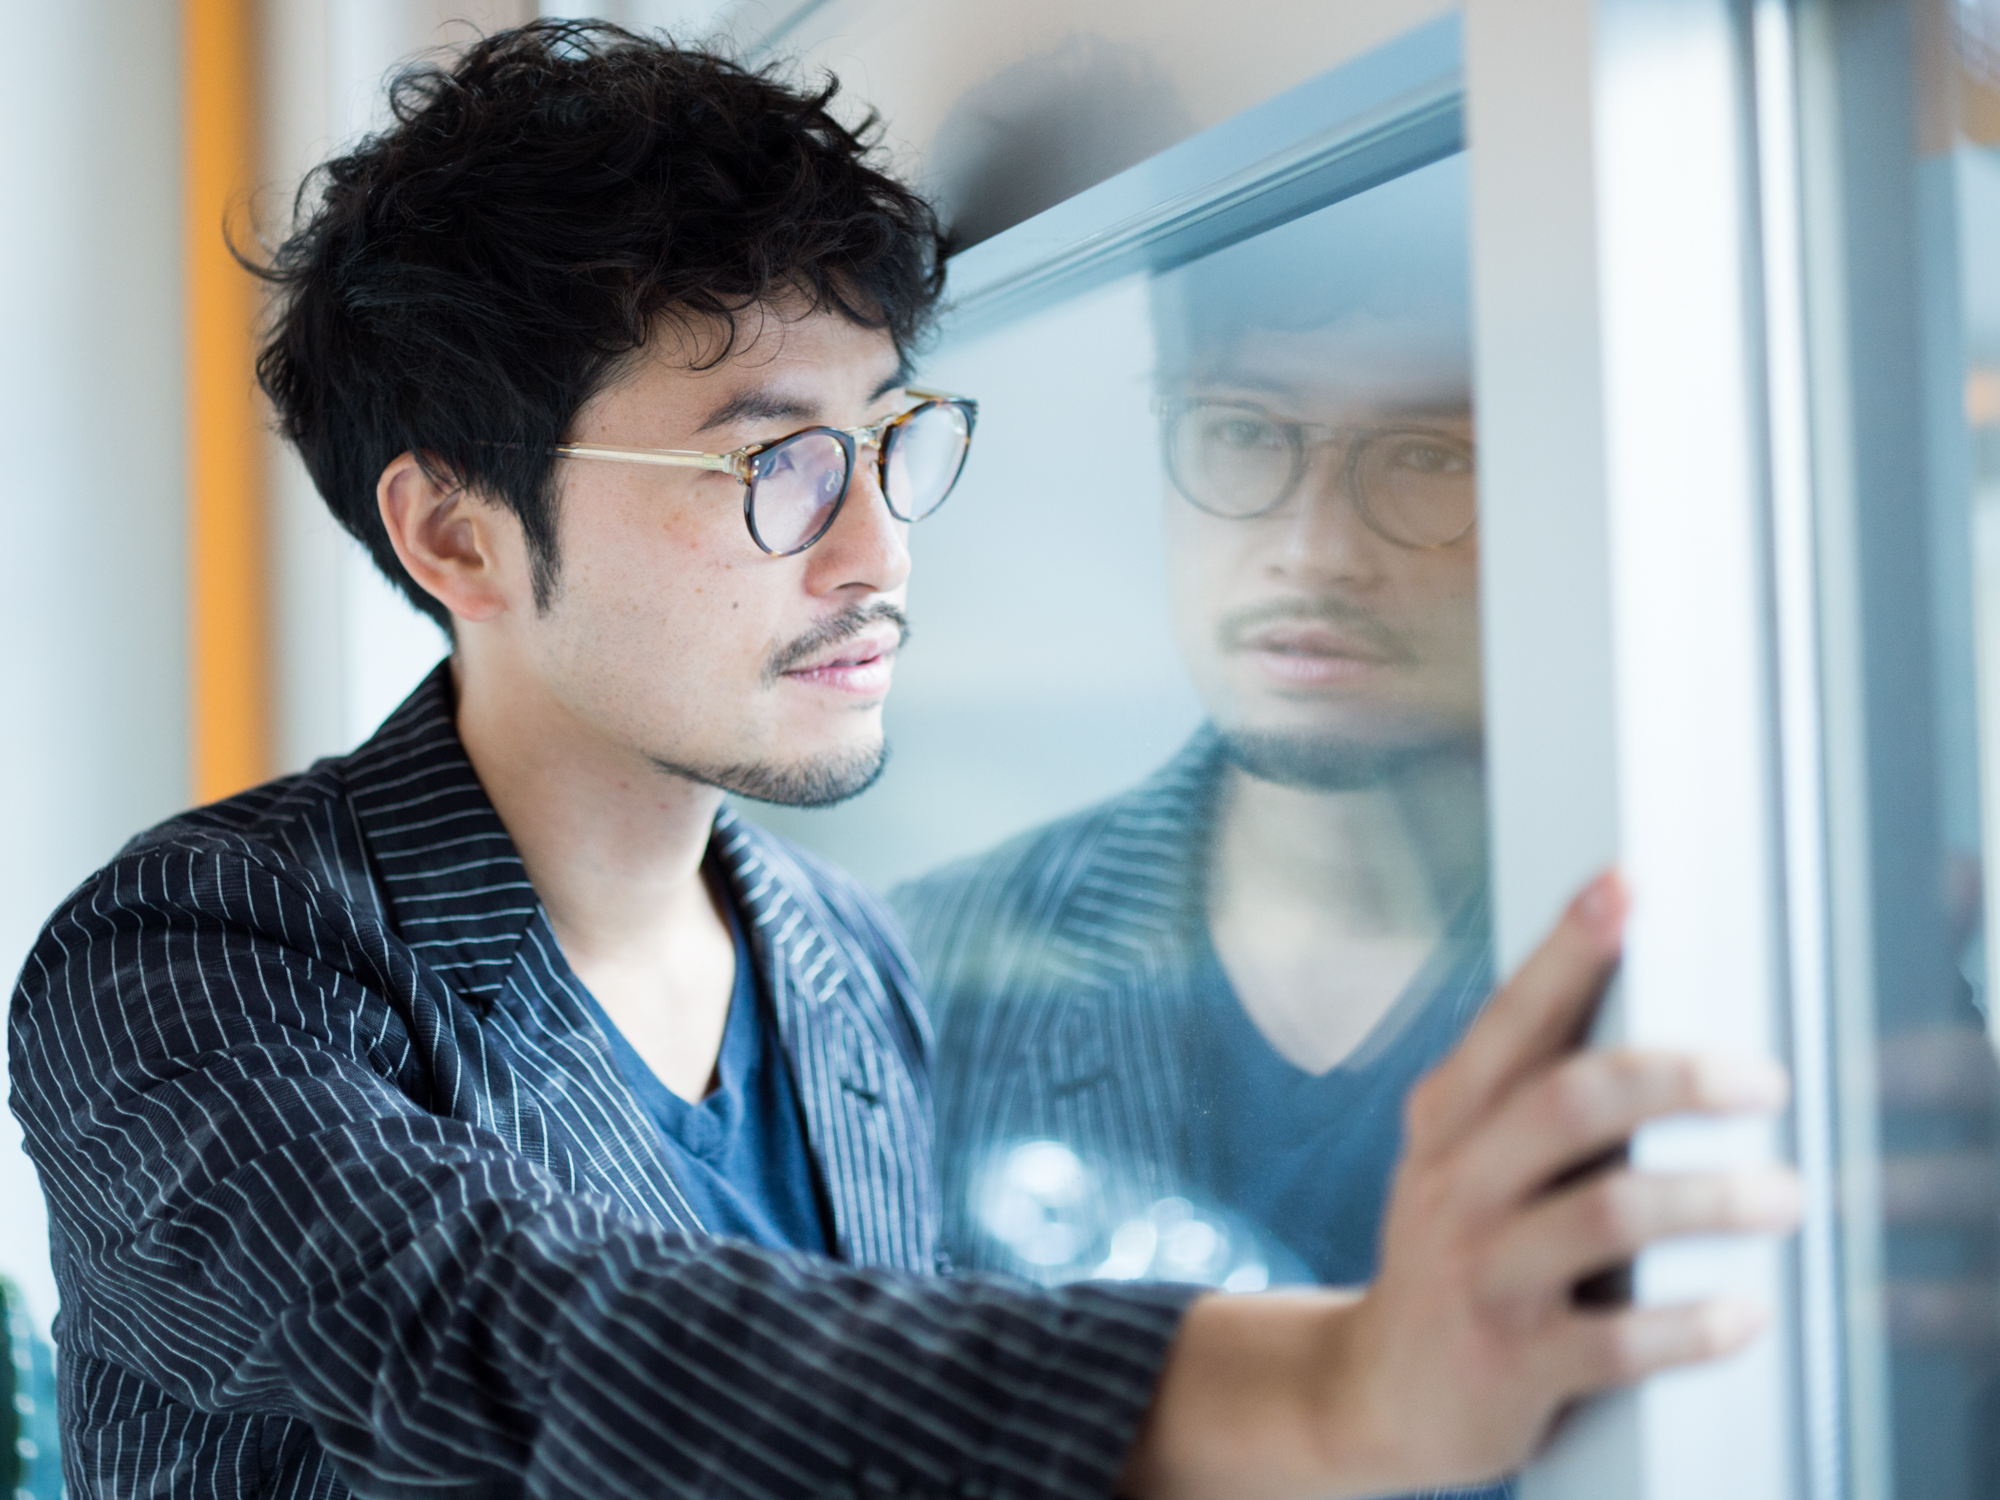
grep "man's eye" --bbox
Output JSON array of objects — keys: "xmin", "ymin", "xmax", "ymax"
[
  {"xmin": 1389, "ymin": 438, "xmax": 1473, "ymax": 475},
  {"xmin": 1206, "ymin": 416, "xmax": 1284, "ymax": 450}
]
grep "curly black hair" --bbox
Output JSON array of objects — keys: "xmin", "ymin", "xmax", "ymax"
[{"xmin": 254, "ymin": 20, "xmax": 948, "ymax": 627}]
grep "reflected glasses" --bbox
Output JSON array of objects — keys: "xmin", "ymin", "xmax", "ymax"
[
  {"xmin": 551, "ymin": 389, "xmax": 978, "ymax": 555},
  {"xmin": 1159, "ymin": 398, "xmax": 1476, "ymax": 549}
]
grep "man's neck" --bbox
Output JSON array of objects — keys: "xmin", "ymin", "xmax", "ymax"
[
  {"xmin": 1205, "ymin": 749, "xmax": 1487, "ymax": 1074},
  {"xmin": 452, "ymin": 654, "xmax": 725, "ymax": 947},
  {"xmin": 450, "ymin": 652, "xmax": 737, "ymax": 1101}
]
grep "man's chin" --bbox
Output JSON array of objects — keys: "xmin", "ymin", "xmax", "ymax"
[
  {"xmin": 651, "ymin": 740, "xmax": 888, "ymax": 808},
  {"xmin": 1217, "ymin": 726, "xmax": 1476, "ymax": 793}
]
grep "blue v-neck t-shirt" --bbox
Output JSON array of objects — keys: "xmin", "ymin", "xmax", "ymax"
[
  {"xmin": 1183, "ymin": 905, "xmax": 1492, "ymax": 1287},
  {"xmin": 582, "ymin": 880, "xmax": 832, "ymax": 1255},
  {"xmin": 1180, "ymin": 906, "xmax": 1509, "ymax": 1500}
]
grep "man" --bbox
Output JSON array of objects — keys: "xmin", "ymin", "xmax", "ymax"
[
  {"xmin": 896, "ymin": 174, "xmax": 1493, "ymax": 1294},
  {"xmin": 9, "ymin": 22, "xmax": 1798, "ymax": 1500}
]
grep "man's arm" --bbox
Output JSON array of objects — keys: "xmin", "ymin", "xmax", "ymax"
[{"xmin": 1122, "ymin": 873, "xmax": 1802, "ymax": 1499}]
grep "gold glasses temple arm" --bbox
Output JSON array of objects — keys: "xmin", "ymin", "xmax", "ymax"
[
  {"xmin": 552, "ymin": 443, "xmax": 744, "ymax": 476},
  {"xmin": 550, "ymin": 392, "xmax": 973, "ymax": 471}
]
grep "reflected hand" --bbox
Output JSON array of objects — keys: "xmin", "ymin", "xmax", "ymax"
[
  {"xmin": 1121, "ymin": 872, "xmax": 1803, "ymax": 1500},
  {"xmin": 1876, "ymin": 1025, "xmax": 2000, "ymax": 1352}
]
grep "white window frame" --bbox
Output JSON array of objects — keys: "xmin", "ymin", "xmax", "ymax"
[{"xmin": 1467, "ymin": 1, "xmax": 1833, "ymax": 1496}]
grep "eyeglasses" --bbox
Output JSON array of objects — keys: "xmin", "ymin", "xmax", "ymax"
[
  {"xmin": 550, "ymin": 389, "xmax": 978, "ymax": 556},
  {"xmin": 1158, "ymin": 397, "xmax": 1476, "ymax": 549}
]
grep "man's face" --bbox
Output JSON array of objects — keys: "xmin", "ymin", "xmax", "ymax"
[
  {"xmin": 1162, "ymin": 324, "xmax": 1482, "ymax": 790},
  {"xmin": 518, "ymin": 308, "xmax": 913, "ymax": 805}
]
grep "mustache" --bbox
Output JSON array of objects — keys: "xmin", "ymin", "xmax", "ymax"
[
  {"xmin": 764, "ymin": 602, "xmax": 910, "ymax": 683},
  {"xmin": 1215, "ymin": 596, "xmax": 1415, "ymax": 662}
]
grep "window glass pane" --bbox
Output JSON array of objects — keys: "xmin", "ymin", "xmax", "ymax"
[
  {"xmin": 751, "ymin": 154, "xmax": 1479, "ymax": 1292},
  {"xmin": 1798, "ymin": 5, "xmax": 2000, "ymax": 1495}
]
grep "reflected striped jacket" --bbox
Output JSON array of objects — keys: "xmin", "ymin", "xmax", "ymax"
[
  {"xmin": 9, "ymin": 666, "xmax": 1195, "ymax": 1500},
  {"xmin": 894, "ymin": 731, "xmax": 1493, "ymax": 1283}
]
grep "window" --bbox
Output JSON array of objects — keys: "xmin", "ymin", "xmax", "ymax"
[
  {"xmin": 1794, "ymin": 2, "xmax": 2000, "ymax": 1493},
  {"xmin": 749, "ymin": 21, "xmax": 1478, "ymax": 1294}
]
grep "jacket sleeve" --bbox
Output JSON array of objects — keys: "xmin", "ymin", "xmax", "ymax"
[{"xmin": 9, "ymin": 838, "xmax": 1198, "ymax": 1500}]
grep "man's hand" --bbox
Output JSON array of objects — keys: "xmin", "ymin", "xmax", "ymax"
[{"xmin": 1121, "ymin": 872, "xmax": 1804, "ymax": 1500}]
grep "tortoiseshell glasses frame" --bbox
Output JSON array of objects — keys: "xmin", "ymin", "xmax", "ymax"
[{"xmin": 551, "ymin": 388, "xmax": 979, "ymax": 556}]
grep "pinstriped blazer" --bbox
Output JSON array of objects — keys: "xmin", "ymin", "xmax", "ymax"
[
  {"xmin": 9, "ymin": 666, "xmax": 1195, "ymax": 1500},
  {"xmin": 893, "ymin": 731, "xmax": 1493, "ymax": 1284}
]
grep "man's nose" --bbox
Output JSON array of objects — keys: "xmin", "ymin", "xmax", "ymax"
[
  {"xmin": 808, "ymin": 457, "xmax": 911, "ymax": 595},
  {"xmin": 1265, "ymin": 444, "xmax": 1385, "ymax": 578}
]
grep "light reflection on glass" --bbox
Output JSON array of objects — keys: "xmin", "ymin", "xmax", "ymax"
[{"xmin": 971, "ymin": 1139, "xmax": 1296, "ymax": 1289}]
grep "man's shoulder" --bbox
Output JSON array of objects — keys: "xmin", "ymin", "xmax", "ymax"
[
  {"xmin": 68, "ymin": 665, "xmax": 479, "ymax": 942},
  {"xmin": 138, "ymin": 726, "xmax": 396, "ymax": 901},
  {"xmin": 27, "ymin": 666, "xmax": 480, "ymax": 994},
  {"xmin": 890, "ymin": 796, "xmax": 1127, "ymax": 937},
  {"xmin": 107, "ymin": 667, "xmax": 463, "ymax": 899},
  {"xmin": 118, "ymin": 756, "xmax": 355, "ymax": 867},
  {"xmin": 28, "ymin": 757, "xmax": 373, "ymax": 972},
  {"xmin": 889, "ymin": 731, "xmax": 1219, "ymax": 970}
]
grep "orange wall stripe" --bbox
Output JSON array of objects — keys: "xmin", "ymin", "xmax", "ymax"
[{"xmin": 184, "ymin": 0, "xmax": 270, "ymax": 803}]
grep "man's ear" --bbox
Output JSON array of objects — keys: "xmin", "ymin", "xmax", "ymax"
[{"xmin": 376, "ymin": 452, "xmax": 513, "ymax": 624}]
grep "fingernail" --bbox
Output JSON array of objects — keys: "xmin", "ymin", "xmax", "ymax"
[
  {"xmin": 1737, "ymin": 1169, "xmax": 1806, "ymax": 1227},
  {"xmin": 1704, "ymin": 1299, "xmax": 1768, "ymax": 1352},
  {"xmin": 1708, "ymin": 1056, "xmax": 1792, "ymax": 1110},
  {"xmin": 1576, "ymin": 871, "xmax": 1626, "ymax": 935}
]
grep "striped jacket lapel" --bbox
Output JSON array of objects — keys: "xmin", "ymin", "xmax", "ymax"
[
  {"xmin": 712, "ymin": 810, "xmax": 939, "ymax": 1271},
  {"xmin": 1031, "ymin": 732, "xmax": 1222, "ymax": 1167},
  {"xmin": 343, "ymin": 667, "xmax": 542, "ymax": 1007}
]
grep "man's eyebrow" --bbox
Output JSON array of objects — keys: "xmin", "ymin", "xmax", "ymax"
[
  {"xmin": 1185, "ymin": 372, "xmax": 1288, "ymax": 397},
  {"xmin": 693, "ymin": 364, "xmax": 911, "ymax": 436},
  {"xmin": 1173, "ymin": 375, "xmax": 1472, "ymax": 421},
  {"xmin": 868, "ymin": 364, "xmax": 911, "ymax": 405},
  {"xmin": 695, "ymin": 388, "xmax": 818, "ymax": 435}
]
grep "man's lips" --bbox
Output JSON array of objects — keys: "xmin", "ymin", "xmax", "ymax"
[
  {"xmin": 779, "ymin": 627, "xmax": 900, "ymax": 695},
  {"xmin": 1240, "ymin": 623, "xmax": 1392, "ymax": 661},
  {"xmin": 1235, "ymin": 624, "xmax": 1398, "ymax": 686}
]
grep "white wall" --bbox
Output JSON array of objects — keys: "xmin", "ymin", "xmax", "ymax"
[{"xmin": 0, "ymin": 0, "xmax": 186, "ymax": 1335}]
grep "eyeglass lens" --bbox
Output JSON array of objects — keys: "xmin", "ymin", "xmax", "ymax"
[
  {"xmin": 748, "ymin": 431, "xmax": 852, "ymax": 554},
  {"xmin": 1351, "ymin": 430, "xmax": 1475, "ymax": 547},
  {"xmin": 1163, "ymin": 401, "xmax": 1475, "ymax": 548},
  {"xmin": 883, "ymin": 401, "xmax": 973, "ymax": 522},
  {"xmin": 1166, "ymin": 406, "xmax": 1297, "ymax": 519},
  {"xmin": 747, "ymin": 402, "xmax": 975, "ymax": 554}
]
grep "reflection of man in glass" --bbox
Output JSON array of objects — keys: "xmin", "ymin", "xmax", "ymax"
[{"xmin": 895, "ymin": 190, "xmax": 1489, "ymax": 1293}]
